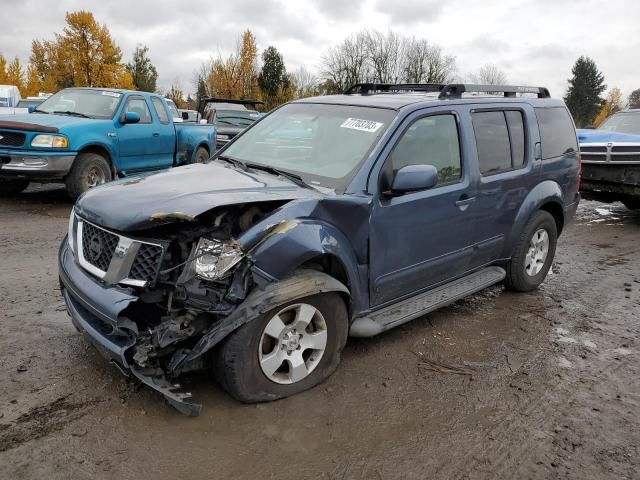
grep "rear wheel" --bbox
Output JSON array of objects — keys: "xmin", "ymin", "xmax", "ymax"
[
  {"xmin": 193, "ymin": 147, "xmax": 209, "ymax": 164},
  {"xmin": 213, "ymin": 292, "xmax": 348, "ymax": 403},
  {"xmin": 65, "ymin": 152, "xmax": 112, "ymax": 199},
  {"xmin": 0, "ymin": 178, "xmax": 30, "ymax": 196},
  {"xmin": 504, "ymin": 210, "xmax": 558, "ymax": 292}
]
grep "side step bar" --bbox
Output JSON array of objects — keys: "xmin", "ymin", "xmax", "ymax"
[{"xmin": 350, "ymin": 266, "xmax": 506, "ymax": 337}]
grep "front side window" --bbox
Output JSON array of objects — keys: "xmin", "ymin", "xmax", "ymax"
[
  {"xmin": 222, "ymin": 103, "xmax": 396, "ymax": 191},
  {"xmin": 37, "ymin": 89, "xmax": 123, "ymax": 119},
  {"xmin": 123, "ymin": 97, "xmax": 152, "ymax": 124},
  {"xmin": 387, "ymin": 114, "xmax": 462, "ymax": 186},
  {"xmin": 535, "ymin": 107, "xmax": 578, "ymax": 159},
  {"xmin": 472, "ymin": 110, "xmax": 527, "ymax": 175},
  {"xmin": 151, "ymin": 97, "xmax": 169, "ymax": 124}
]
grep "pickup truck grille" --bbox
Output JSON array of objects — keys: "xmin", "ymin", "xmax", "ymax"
[
  {"xmin": 0, "ymin": 131, "xmax": 26, "ymax": 147},
  {"xmin": 580, "ymin": 144, "xmax": 640, "ymax": 164},
  {"xmin": 78, "ymin": 219, "xmax": 164, "ymax": 286}
]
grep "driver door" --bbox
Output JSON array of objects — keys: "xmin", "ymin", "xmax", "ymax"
[{"xmin": 369, "ymin": 111, "xmax": 477, "ymax": 307}]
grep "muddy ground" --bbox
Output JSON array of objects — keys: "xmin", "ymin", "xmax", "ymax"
[{"xmin": 0, "ymin": 184, "xmax": 638, "ymax": 479}]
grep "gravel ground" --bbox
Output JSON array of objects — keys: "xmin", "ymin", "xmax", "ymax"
[{"xmin": 0, "ymin": 184, "xmax": 639, "ymax": 479}]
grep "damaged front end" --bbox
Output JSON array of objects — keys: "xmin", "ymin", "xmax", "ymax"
[{"xmin": 60, "ymin": 203, "xmax": 283, "ymax": 416}]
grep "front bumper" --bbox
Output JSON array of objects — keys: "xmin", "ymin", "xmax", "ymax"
[
  {"xmin": 0, "ymin": 149, "xmax": 76, "ymax": 179},
  {"xmin": 58, "ymin": 239, "xmax": 202, "ymax": 416},
  {"xmin": 581, "ymin": 164, "xmax": 640, "ymax": 200}
]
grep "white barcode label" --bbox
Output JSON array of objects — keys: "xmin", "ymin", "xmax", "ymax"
[{"xmin": 340, "ymin": 118, "xmax": 383, "ymax": 133}]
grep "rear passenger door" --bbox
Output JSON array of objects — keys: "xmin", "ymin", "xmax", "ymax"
[
  {"xmin": 468, "ymin": 105, "xmax": 539, "ymax": 266},
  {"xmin": 149, "ymin": 96, "xmax": 176, "ymax": 167}
]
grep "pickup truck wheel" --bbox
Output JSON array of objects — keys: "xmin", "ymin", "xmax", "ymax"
[
  {"xmin": 0, "ymin": 178, "xmax": 30, "ymax": 196},
  {"xmin": 65, "ymin": 153, "xmax": 112, "ymax": 199},
  {"xmin": 622, "ymin": 198, "xmax": 640, "ymax": 210},
  {"xmin": 193, "ymin": 147, "xmax": 209, "ymax": 164},
  {"xmin": 213, "ymin": 292, "xmax": 348, "ymax": 403},
  {"xmin": 504, "ymin": 210, "xmax": 557, "ymax": 292}
]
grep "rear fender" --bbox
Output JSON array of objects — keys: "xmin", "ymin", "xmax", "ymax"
[{"xmin": 504, "ymin": 180, "xmax": 563, "ymax": 257}]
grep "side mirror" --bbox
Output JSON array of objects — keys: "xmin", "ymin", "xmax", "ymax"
[
  {"xmin": 390, "ymin": 165, "xmax": 438, "ymax": 194},
  {"xmin": 123, "ymin": 111, "xmax": 140, "ymax": 124},
  {"xmin": 28, "ymin": 106, "xmax": 36, "ymax": 113}
]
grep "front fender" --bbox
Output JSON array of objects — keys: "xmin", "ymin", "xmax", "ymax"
[
  {"xmin": 504, "ymin": 180, "xmax": 563, "ymax": 256},
  {"xmin": 241, "ymin": 219, "xmax": 366, "ymax": 313}
]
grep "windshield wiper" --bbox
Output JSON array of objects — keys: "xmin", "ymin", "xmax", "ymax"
[
  {"xmin": 244, "ymin": 162, "xmax": 315, "ymax": 190},
  {"xmin": 33, "ymin": 108, "xmax": 48, "ymax": 114},
  {"xmin": 53, "ymin": 110, "xmax": 91, "ymax": 118},
  {"xmin": 216, "ymin": 154, "xmax": 247, "ymax": 170}
]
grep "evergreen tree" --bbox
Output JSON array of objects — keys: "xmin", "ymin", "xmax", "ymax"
[
  {"xmin": 628, "ymin": 89, "xmax": 640, "ymax": 109},
  {"xmin": 126, "ymin": 45, "xmax": 158, "ymax": 92},
  {"xmin": 564, "ymin": 56, "xmax": 606, "ymax": 127},
  {"xmin": 258, "ymin": 46, "xmax": 288, "ymax": 98}
]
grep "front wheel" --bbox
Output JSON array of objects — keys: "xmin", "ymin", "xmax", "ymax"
[
  {"xmin": 65, "ymin": 152, "xmax": 112, "ymax": 199},
  {"xmin": 213, "ymin": 292, "xmax": 348, "ymax": 403},
  {"xmin": 504, "ymin": 210, "xmax": 558, "ymax": 292},
  {"xmin": 0, "ymin": 178, "xmax": 30, "ymax": 196}
]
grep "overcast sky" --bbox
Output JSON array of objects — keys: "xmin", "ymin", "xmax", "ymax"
[{"xmin": 1, "ymin": 0, "xmax": 638, "ymax": 99}]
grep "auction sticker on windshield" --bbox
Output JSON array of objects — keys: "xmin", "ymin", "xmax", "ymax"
[{"xmin": 340, "ymin": 118, "xmax": 384, "ymax": 133}]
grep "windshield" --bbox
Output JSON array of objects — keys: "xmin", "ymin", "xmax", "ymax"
[
  {"xmin": 599, "ymin": 112, "xmax": 640, "ymax": 135},
  {"xmin": 221, "ymin": 103, "xmax": 396, "ymax": 191},
  {"xmin": 38, "ymin": 89, "xmax": 122, "ymax": 119},
  {"xmin": 215, "ymin": 110, "xmax": 260, "ymax": 128}
]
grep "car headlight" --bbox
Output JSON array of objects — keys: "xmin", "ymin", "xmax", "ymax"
[
  {"xmin": 67, "ymin": 210, "xmax": 76, "ymax": 253},
  {"xmin": 194, "ymin": 237, "xmax": 244, "ymax": 280},
  {"xmin": 31, "ymin": 134, "xmax": 68, "ymax": 148}
]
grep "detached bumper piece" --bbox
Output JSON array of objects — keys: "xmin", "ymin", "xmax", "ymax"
[{"xmin": 59, "ymin": 240, "xmax": 202, "ymax": 416}]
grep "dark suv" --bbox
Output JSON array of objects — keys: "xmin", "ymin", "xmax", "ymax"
[{"xmin": 58, "ymin": 83, "xmax": 581, "ymax": 415}]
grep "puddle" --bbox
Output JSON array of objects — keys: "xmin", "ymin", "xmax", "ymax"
[{"xmin": 576, "ymin": 200, "xmax": 640, "ymax": 226}]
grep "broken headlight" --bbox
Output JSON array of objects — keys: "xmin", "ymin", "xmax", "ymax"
[{"xmin": 194, "ymin": 237, "xmax": 244, "ymax": 280}]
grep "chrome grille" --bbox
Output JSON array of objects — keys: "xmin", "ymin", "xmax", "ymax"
[
  {"xmin": 0, "ymin": 131, "xmax": 26, "ymax": 147},
  {"xmin": 129, "ymin": 243, "xmax": 163, "ymax": 282},
  {"xmin": 580, "ymin": 143, "xmax": 640, "ymax": 164},
  {"xmin": 77, "ymin": 219, "xmax": 164, "ymax": 287},
  {"xmin": 81, "ymin": 222, "xmax": 119, "ymax": 271}
]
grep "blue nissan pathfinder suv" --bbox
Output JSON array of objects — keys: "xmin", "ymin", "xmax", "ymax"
[{"xmin": 58, "ymin": 83, "xmax": 581, "ymax": 415}]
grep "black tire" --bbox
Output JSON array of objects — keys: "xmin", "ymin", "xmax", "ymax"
[
  {"xmin": 622, "ymin": 198, "xmax": 640, "ymax": 210},
  {"xmin": 65, "ymin": 152, "xmax": 112, "ymax": 199},
  {"xmin": 213, "ymin": 292, "xmax": 348, "ymax": 403},
  {"xmin": 193, "ymin": 147, "xmax": 209, "ymax": 164},
  {"xmin": 0, "ymin": 178, "xmax": 30, "ymax": 196},
  {"xmin": 504, "ymin": 210, "xmax": 558, "ymax": 292}
]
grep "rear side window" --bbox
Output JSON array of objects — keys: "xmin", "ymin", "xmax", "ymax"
[
  {"xmin": 472, "ymin": 110, "xmax": 527, "ymax": 175},
  {"xmin": 535, "ymin": 107, "xmax": 578, "ymax": 159},
  {"xmin": 151, "ymin": 97, "xmax": 169, "ymax": 124}
]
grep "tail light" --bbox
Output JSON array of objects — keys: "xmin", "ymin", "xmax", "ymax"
[{"xmin": 577, "ymin": 153, "xmax": 582, "ymax": 191}]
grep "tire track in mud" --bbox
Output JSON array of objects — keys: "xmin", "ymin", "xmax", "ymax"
[
  {"xmin": 435, "ymin": 237, "xmax": 639, "ymax": 479},
  {"xmin": 0, "ymin": 395, "xmax": 101, "ymax": 453}
]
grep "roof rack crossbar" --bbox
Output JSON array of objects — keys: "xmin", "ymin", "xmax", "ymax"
[
  {"xmin": 438, "ymin": 84, "xmax": 550, "ymax": 99},
  {"xmin": 344, "ymin": 83, "xmax": 446, "ymax": 95}
]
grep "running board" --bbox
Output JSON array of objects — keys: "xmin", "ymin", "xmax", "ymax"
[{"xmin": 350, "ymin": 267, "xmax": 506, "ymax": 337}]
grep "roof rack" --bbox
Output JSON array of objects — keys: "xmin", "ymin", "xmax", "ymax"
[
  {"xmin": 438, "ymin": 84, "xmax": 550, "ymax": 99},
  {"xmin": 343, "ymin": 83, "xmax": 551, "ymax": 99},
  {"xmin": 344, "ymin": 83, "xmax": 446, "ymax": 95}
]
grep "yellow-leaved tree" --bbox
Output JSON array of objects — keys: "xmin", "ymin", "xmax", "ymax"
[
  {"xmin": 206, "ymin": 30, "xmax": 259, "ymax": 100},
  {"xmin": 30, "ymin": 11, "xmax": 133, "ymax": 91},
  {"xmin": 593, "ymin": 87, "xmax": 624, "ymax": 127}
]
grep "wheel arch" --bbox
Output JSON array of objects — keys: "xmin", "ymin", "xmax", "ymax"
[{"xmin": 75, "ymin": 144, "xmax": 115, "ymax": 176}]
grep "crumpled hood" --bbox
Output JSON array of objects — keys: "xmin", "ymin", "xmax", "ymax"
[
  {"xmin": 577, "ymin": 129, "xmax": 640, "ymax": 144},
  {"xmin": 75, "ymin": 162, "xmax": 323, "ymax": 232}
]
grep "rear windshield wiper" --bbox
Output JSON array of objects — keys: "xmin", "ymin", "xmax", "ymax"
[
  {"xmin": 216, "ymin": 154, "xmax": 247, "ymax": 170},
  {"xmin": 244, "ymin": 162, "xmax": 314, "ymax": 190},
  {"xmin": 53, "ymin": 110, "xmax": 91, "ymax": 118}
]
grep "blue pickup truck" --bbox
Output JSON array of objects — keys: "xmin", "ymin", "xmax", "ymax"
[
  {"xmin": 578, "ymin": 109, "xmax": 640, "ymax": 209},
  {"xmin": 0, "ymin": 88, "xmax": 216, "ymax": 198}
]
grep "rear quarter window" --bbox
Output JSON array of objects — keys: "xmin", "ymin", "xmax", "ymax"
[{"xmin": 535, "ymin": 107, "xmax": 578, "ymax": 160}]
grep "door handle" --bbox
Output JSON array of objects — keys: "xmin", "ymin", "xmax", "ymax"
[
  {"xmin": 152, "ymin": 132, "xmax": 160, "ymax": 137},
  {"xmin": 455, "ymin": 196, "xmax": 476, "ymax": 207}
]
